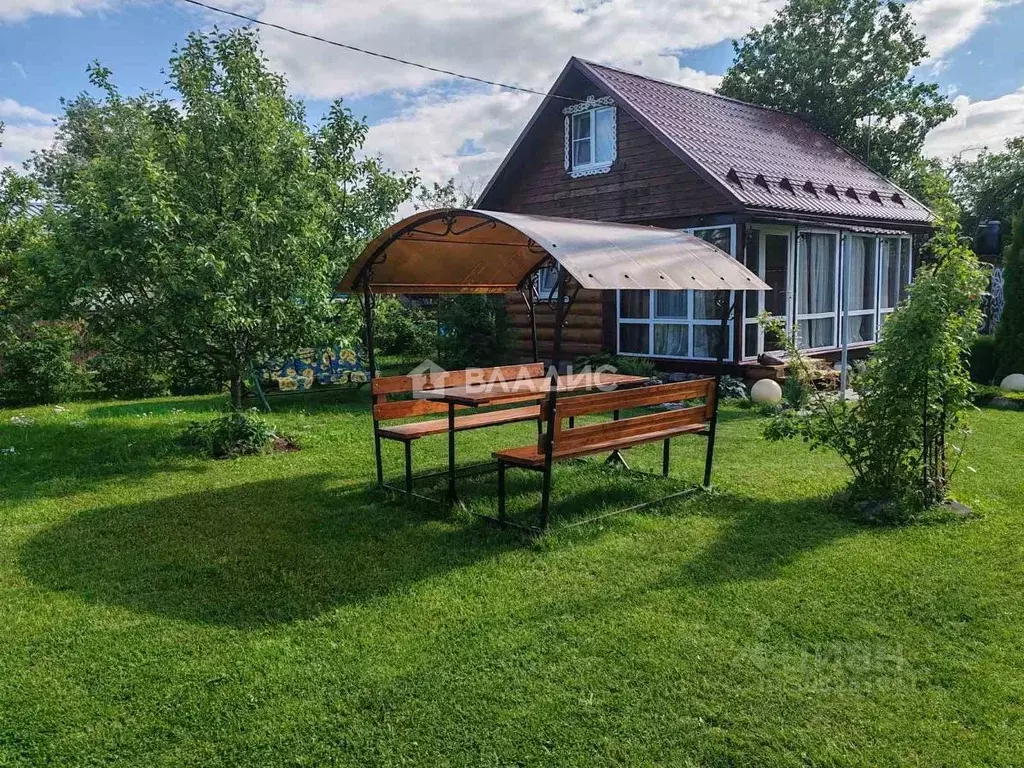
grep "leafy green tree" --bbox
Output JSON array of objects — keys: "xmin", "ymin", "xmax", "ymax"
[
  {"xmin": 948, "ymin": 137, "xmax": 1024, "ymax": 234},
  {"xmin": 995, "ymin": 205, "xmax": 1024, "ymax": 380},
  {"xmin": 719, "ymin": 0, "xmax": 955, "ymax": 178},
  {"xmin": 0, "ymin": 129, "xmax": 44, "ymax": 344},
  {"xmin": 34, "ymin": 29, "xmax": 415, "ymax": 406}
]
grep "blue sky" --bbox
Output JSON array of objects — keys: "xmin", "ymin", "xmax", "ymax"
[{"xmin": 2, "ymin": 0, "xmax": 1022, "ymax": 188}]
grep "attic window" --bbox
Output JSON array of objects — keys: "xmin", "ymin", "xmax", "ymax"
[{"xmin": 563, "ymin": 96, "xmax": 616, "ymax": 178}]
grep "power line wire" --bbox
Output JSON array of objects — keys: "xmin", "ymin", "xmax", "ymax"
[{"xmin": 176, "ymin": 0, "xmax": 576, "ymax": 102}]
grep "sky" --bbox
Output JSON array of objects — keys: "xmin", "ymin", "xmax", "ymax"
[{"xmin": 2, "ymin": 0, "xmax": 1024, "ymax": 197}]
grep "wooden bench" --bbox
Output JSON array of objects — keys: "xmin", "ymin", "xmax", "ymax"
[
  {"xmin": 493, "ymin": 378, "xmax": 717, "ymax": 527},
  {"xmin": 372, "ymin": 363, "xmax": 546, "ymax": 493}
]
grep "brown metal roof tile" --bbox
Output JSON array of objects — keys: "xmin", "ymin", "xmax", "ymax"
[{"xmin": 579, "ymin": 60, "xmax": 932, "ymax": 225}]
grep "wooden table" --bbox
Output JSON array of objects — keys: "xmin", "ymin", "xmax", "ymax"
[{"xmin": 423, "ymin": 372, "xmax": 650, "ymax": 501}]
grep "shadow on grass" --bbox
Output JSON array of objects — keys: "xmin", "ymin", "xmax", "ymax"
[
  {"xmin": 0, "ymin": 419, "xmax": 210, "ymax": 503},
  {"xmin": 20, "ymin": 474, "xmax": 518, "ymax": 629},
  {"xmin": 669, "ymin": 491, "xmax": 853, "ymax": 586}
]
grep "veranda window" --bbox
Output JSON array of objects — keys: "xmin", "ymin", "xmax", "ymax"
[
  {"xmin": 616, "ymin": 226, "xmax": 734, "ymax": 360},
  {"xmin": 795, "ymin": 232, "xmax": 839, "ymax": 350},
  {"xmin": 842, "ymin": 235, "xmax": 878, "ymax": 344},
  {"xmin": 879, "ymin": 236, "xmax": 912, "ymax": 321},
  {"xmin": 743, "ymin": 227, "xmax": 790, "ymax": 359}
]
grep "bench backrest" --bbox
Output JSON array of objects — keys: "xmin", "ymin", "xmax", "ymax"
[
  {"xmin": 542, "ymin": 378, "xmax": 716, "ymax": 454},
  {"xmin": 372, "ymin": 362, "xmax": 545, "ymax": 421}
]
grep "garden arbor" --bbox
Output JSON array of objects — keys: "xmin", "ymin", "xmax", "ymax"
[{"xmin": 338, "ymin": 208, "xmax": 769, "ymax": 525}]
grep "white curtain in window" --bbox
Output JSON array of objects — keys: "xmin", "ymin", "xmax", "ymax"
[
  {"xmin": 693, "ymin": 326, "xmax": 724, "ymax": 358},
  {"xmin": 799, "ymin": 234, "xmax": 836, "ymax": 315},
  {"xmin": 848, "ymin": 237, "xmax": 872, "ymax": 311},
  {"xmin": 880, "ymin": 238, "xmax": 900, "ymax": 309},
  {"xmin": 593, "ymin": 108, "xmax": 615, "ymax": 164},
  {"xmin": 654, "ymin": 324, "xmax": 688, "ymax": 356},
  {"xmin": 655, "ymin": 290, "xmax": 687, "ymax": 318}
]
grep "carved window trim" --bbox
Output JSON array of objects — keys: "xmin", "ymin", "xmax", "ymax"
[{"xmin": 563, "ymin": 96, "xmax": 616, "ymax": 178}]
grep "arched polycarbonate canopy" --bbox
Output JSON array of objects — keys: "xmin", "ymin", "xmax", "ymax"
[{"xmin": 338, "ymin": 208, "xmax": 770, "ymax": 294}]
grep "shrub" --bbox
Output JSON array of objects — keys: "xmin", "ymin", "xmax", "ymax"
[
  {"xmin": 181, "ymin": 409, "xmax": 280, "ymax": 458},
  {"xmin": 340, "ymin": 295, "xmax": 435, "ymax": 361},
  {"xmin": 438, "ymin": 295, "xmax": 512, "ymax": 369},
  {"xmin": 573, "ymin": 353, "xmax": 658, "ymax": 379},
  {"xmin": 166, "ymin": 355, "xmax": 225, "ymax": 396},
  {"xmin": 995, "ymin": 205, "xmax": 1024, "ymax": 380},
  {"xmin": 968, "ymin": 334, "xmax": 1000, "ymax": 385},
  {"xmin": 718, "ymin": 374, "xmax": 748, "ymax": 401},
  {"xmin": 759, "ymin": 219, "xmax": 986, "ymax": 520},
  {"xmin": 89, "ymin": 351, "xmax": 169, "ymax": 399},
  {"xmin": 0, "ymin": 323, "xmax": 88, "ymax": 405}
]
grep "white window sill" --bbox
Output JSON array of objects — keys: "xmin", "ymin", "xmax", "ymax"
[{"xmin": 569, "ymin": 162, "xmax": 613, "ymax": 179}]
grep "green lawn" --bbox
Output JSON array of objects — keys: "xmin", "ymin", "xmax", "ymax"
[{"xmin": 1, "ymin": 390, "xmax": 1023, "ymax": 766}]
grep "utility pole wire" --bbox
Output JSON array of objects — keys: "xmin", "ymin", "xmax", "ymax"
[{"xmin": 176, "ymin": 0, "xmax": 578, "ymax": 103}]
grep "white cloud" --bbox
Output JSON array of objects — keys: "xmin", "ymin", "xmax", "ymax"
[
  {"xmin": 206, "ymin": 0, "xmax": 777, "ymax": 99},
  {"xmin": 0, "ymin": 0, "xmax": 111, "ymax": 22},
  {"xmin": 364, "ymin": 68, "xmax": 722, "ymax": 202},
  {"xmin": 924, "ymin": 88, "xmax": 1024, "ymax": 158},
  {"xmin": 909, "ymin": 0, "xmax": 1021, "ymax": 61},
  {"xmin": 0, "ymin": 98, "xmax": 52, "ymax": 122},
  {"xmin": 0, "ymin": 98, "xmax": 55, "ymax": 169}
]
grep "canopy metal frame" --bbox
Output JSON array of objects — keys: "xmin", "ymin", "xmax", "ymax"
[{"xmin": 341, "ymin": 208, "xmax": 761, "ymax": 531}]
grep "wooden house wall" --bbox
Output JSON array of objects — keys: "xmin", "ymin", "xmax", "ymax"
[{"xmin": 482, "ymin": 70, "xmax": 736, "ymax": 360}]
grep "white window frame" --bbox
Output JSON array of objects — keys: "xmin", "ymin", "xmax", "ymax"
[
  {"xmin": 563, "ymin": 96, "xmax": 616, "ymax": 178},
  {"xmin": 794, "ymin": 228, "xmax": 842, "ymax": 352},
  {"xmin": 877, "ymin": 235, "xmax": 913, "ymax": 326},
  {"xmin": 742, "ymin": 225, "xmax": 794, "ymax": 360},
  {"xmin": 615, "ymin": 224, "xmax": 736, "ymax": 361},
  {"xmin": 839, "ymin": 233, "xmax": 880, "ymax": 349},
  {"xmin": 534, "ymin": 264, "xmax": 561, "ymax": 300}
]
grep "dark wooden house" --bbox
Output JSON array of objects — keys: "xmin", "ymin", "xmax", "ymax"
[{"xmin": 477, "ymin": 58, "xmax": 933, "ymax": 374}]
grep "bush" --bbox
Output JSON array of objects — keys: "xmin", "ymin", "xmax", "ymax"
[
  {"xmin": 181, "ymin": 409, "xmax": 281, "ymax": 458},
  {"xmin": 166, "ymin": 355, "xmax": 225, "ymax": 396},
  {"xmin": 968, "ymin": 334, "xmax": 1000, "ymax": 385},
  {"xmin": 719, "ymin": 375, "xmax": 748, "ymax": 401},
  {"xmin": 89, "ymin": 351, "xmax": 169, "ymax": 399},
  {"xmin": 340, "ymin": 295, "xmax": 435, "ymax": 361},
  {"xmin": 0, "ymin": 323, "xmax": 88, "ymax": 405},
  {"xmin": 758, "ymin": 219, "xmax": 986, "ymax": 520},
  {"xmin": 573, "ymin": 353, "xmax": 658, "ymax": 378},
  {"xmin": 995, "ymin": 205, "xmax": 1024, "ymax": 380},
  {"xmin": 438, "ymin": 295, "xmax": 512, "ymax": 369}
]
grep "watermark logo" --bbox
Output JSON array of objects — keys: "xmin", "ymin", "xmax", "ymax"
[{"xmin": 408, "ymin": 360, "xmax": 622, "ymax": 399}]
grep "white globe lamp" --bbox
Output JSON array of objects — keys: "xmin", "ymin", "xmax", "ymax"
[
  {"xmin": 1000, "ymin": 373, "xmax": 1024, "ymax": 392},
  {"xmin": 751, "ymin": 378, "xmax": 783, "ymax": 404}
]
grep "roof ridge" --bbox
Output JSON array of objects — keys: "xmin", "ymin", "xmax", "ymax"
[{"xmin": 574, "ymin": 57, "xmax": 795, "ymax": 117}]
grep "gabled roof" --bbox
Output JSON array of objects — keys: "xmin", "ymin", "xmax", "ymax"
[{"xmin": 479, "ymin": 58, "xmax": 932, "ymax": 228}]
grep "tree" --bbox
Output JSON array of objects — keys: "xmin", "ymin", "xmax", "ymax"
[
  {"xmin": 995, "ymin": 204, "xmax": 1024, "ymax": 380},
  {"xmin": 411, "ymin": 177, "xmax": 512, "ymax": 368},
  {"xmin": 948, "ymin": 137, "xmax": 1024, "ymax": 235},
  {"xmin": 718, "ymin": 0, "xmax": 955, "ymax": 178},
  {"xmin": 34, "ymin": 29, "xmax": 416, "ymax": 406},
  {"xmin": 0, "ymin": 126, "xmax": 44, "ymax": 344}
]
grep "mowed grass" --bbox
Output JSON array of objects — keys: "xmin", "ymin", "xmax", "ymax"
[{"xmin": 1, "ymin": 389, "xmax": 1023, "ymax": 767}]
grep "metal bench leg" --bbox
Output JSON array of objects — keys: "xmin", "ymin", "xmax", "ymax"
[
  {"xmin": 447, "ymin": 402, "xmax": 457, "ymax": 503},
  {"xmin": 404, "ymin": 440, "xmax": 413, "ymax": 498},
  {"xmin": 540, "ymin": 463, "xmax": 552, "ymax": 530},
  {"xmin": 568, "ymin": 416, "xmax": 575, "ymax": 429},
  {"xmin": 497, "ymin": 461, "xmax": 507, "ymax": 522},
  {"xmin": 662, "ymin": 438, "xmax": 671, "ymax": 477},
  {"xmin": 373, "ymin": 433, "xmax": 384, "ymax": 488}
]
